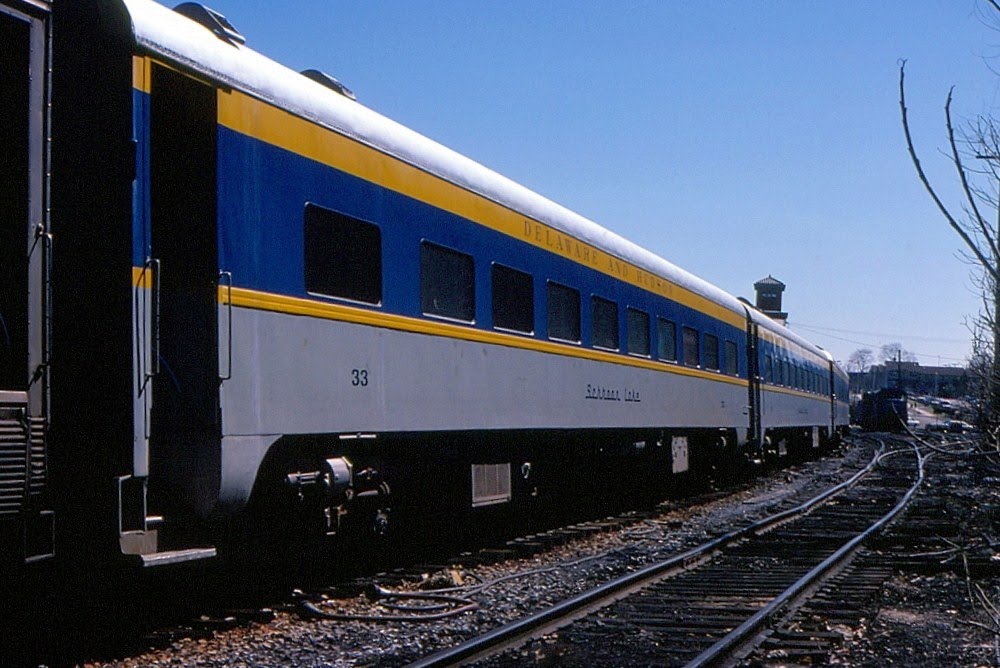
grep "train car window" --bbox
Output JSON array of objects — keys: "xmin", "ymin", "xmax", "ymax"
[
  {"xmin": 491, "ymin": 263, "xmax": 533, "ymax": 334},
  {"xmin": 626, "ymin": 308, "xmax": 650, "ymax": 356},
  {"xmin": 764, "ymin": 354, "xmax": 773, "ymax": 382},
  {"xmin": 591, "ymin": 296, "xmax": 619, "ymax": 350},
  {"xmin": 547, "ymin": 281, "xmax": 581, "ymax": 343},
  {"xmin": 657, "ymin": 318, "xmax": 677, "ymax": 362},
  {"xmin": 420, "ymin": 241, "xmax": 475, "ymax": 322},
  {"xmin": 682, "ymin": 326, "xmax": 700, "ymax": 367},
  {"xmin": 725, "ymin": 341, "xmax": 738, "ymax": 375},
  {"xmin": 704, "ymin": 334, "xmax": 720, "ymax": 371},
  {"xmin": 705, "ymin": 334, "xmax": 722, "ymax": 371},
  {"xmin": 304, "ymin": 203, "xmax": 382, "ymax": 305}
]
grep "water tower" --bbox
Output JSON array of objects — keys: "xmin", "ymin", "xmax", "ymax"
[{"xmin": 754, "ymin": 275, "xmax": 787, "ymax": 325}]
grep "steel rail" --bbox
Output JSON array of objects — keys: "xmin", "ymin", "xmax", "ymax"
[
  {"xmin": 406, "ymin": 439, "xmax": 888, "ymax": 668},
  {"xmin": 685, "ymin": 441, "xmax": 925, "ymax": 667}
]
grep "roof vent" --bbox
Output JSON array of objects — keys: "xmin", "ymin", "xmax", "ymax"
[
  {"xmin": 301, "ymin": 69, "xmax": 357, "ymax": 101},
  {"xmin": 173, "ymin": 3, "xmax": 245, "ymax": 45}
]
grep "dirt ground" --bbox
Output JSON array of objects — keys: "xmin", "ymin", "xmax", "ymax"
[{"xmin": 831, "ymin": 443, "xmax": 1000, "ymax": 667}]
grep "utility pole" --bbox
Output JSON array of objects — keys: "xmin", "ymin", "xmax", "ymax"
[{"xmin": 896, "ymin": 350, "xmax": 902, "ymax": 391}]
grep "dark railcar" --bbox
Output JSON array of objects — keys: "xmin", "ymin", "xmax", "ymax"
[
  {"xmin": 857, "ymin": 388, "xmax": 909, "ymax": 433},
  {"xmin": 0, "ymin": 0, "xmax": 54, "ymax": 567}
]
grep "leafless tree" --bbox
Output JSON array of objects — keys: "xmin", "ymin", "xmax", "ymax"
[
  {"xmin": 879, "ymin": 342, "xmax": 917, "ymax": 364},
  {"xmin": 898, "ymin": 4, "xmax": 1000, "ymax": 435},
  {"xmin": 968, "ymin": 321, "xmax": 994, "ymax": 425},
  {"xmin": 848, "ymin": 348, "xmax": 874, "ymax": 373}
]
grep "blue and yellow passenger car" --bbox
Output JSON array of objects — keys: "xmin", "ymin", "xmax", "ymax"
[{"xmin": 0, "ymin": 0, "xmax": 848, "ymax": 568}]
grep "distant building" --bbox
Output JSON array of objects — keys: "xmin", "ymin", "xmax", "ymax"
[
  {"xmin": 754, "ymin": 275, "xmax": 787, "ymax": 325},
  {"xmin": 849, "ymin": 361, "xmax": 968, "ymax": 398}
]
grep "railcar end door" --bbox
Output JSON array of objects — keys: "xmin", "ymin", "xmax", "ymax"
[
  {"xmin": 147, "ymin": 64, "xmax": 220, "ymax": 516},
  {"xmin": 742, "ymin": 309, "xmax": 763, "ymax": 460}
]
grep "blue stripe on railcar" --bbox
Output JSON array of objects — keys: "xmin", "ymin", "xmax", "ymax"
[
  {"xmin": 132, "ymin": 87, "xmax": 150, "ymax": 268},
  {"xmin": 213, "ymin": 125, "xmax": 748, "ymax": 376},
  {"xmin": 130, "ymin": 83, "xmax": 748, "ymax": 379},
  {"xmin": 756, "ymin": 336, "xmax": 829, "ymax": 396}
]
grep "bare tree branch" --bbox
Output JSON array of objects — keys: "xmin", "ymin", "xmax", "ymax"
[
  {"xmin": 945, "ymin": 92, "xmax": 1000, "ymax": 261},
  {"xmin": 899, "ymin": 61, "xmax": 1000, "ymax": 282}
]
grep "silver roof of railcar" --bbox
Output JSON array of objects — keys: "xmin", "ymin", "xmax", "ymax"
[{"xmin": 123, "ymin": 0, "xmax": 829, "ymax": 352}]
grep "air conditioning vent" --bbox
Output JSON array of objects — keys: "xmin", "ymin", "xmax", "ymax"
[
  {"xmin": 471, "ymin": 463, "xmax": 511, "ymax": 507},
  {"xmin": 0, "ymin": 415, "xmax": 45, "ymax": 514},
  {"xmin": 301, "ymin": 69, "xmax": 356, "ymax": 101},
  {"xmin": 173, "ymin": 3, "xmax": 245, "ymax": 45}
]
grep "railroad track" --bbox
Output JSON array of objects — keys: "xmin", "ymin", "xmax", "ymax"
[
  {"xmin": 406, "ymin": 438, "xmax": 924, "ymax": 667},
  {"xmin": 117, "ymin": 457, "xmax": 759, "ymax": 656},
  {"xmin": 69, "ymin": 440, "xmax": 871, "ymax": 666}
]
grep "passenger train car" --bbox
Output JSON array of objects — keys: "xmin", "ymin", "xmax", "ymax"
[{"xmin": 0, "ymin": 0, "xmax": 849, "ymax": 570}]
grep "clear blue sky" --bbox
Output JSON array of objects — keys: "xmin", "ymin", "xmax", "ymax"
[{"xmin": 198, "ymin": 0, "xmax": 1000, "ymax": 367}]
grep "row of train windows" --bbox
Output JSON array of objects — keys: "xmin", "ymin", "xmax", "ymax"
[
  {"xmin": 763, "ymin": 352, "xmax": 828, "ymax": 395},
  {"xmin": 304, "ymin": 203, "xmax": 739, "ymax": 374}
]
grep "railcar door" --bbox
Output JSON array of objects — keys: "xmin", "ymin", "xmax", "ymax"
[
  {"xmin": 742, "ymin": 308, "xmax": 763, "ymax": 461},
  {"xmin": 827, "ymin": 361, "xmax": 837, "ymax": 437},
  {"xmin": 0, "ymin": 0, "xmax": 52, "ymax": 562},
  {"xmin": 147, "ymin": 64, "xmax": 220, "ymax": 518}
]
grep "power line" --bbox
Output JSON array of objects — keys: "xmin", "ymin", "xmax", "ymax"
[
  {"xmin": 787, "ymin": 323, "xmax": 968, "ymax": 364},
  {"xmin": 788, "ymin": 327, "xmax": 882, "ymax": 349},
  {"xmin": 787, "ymin": 321, "xmax": 969, "ymax": 344}
]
